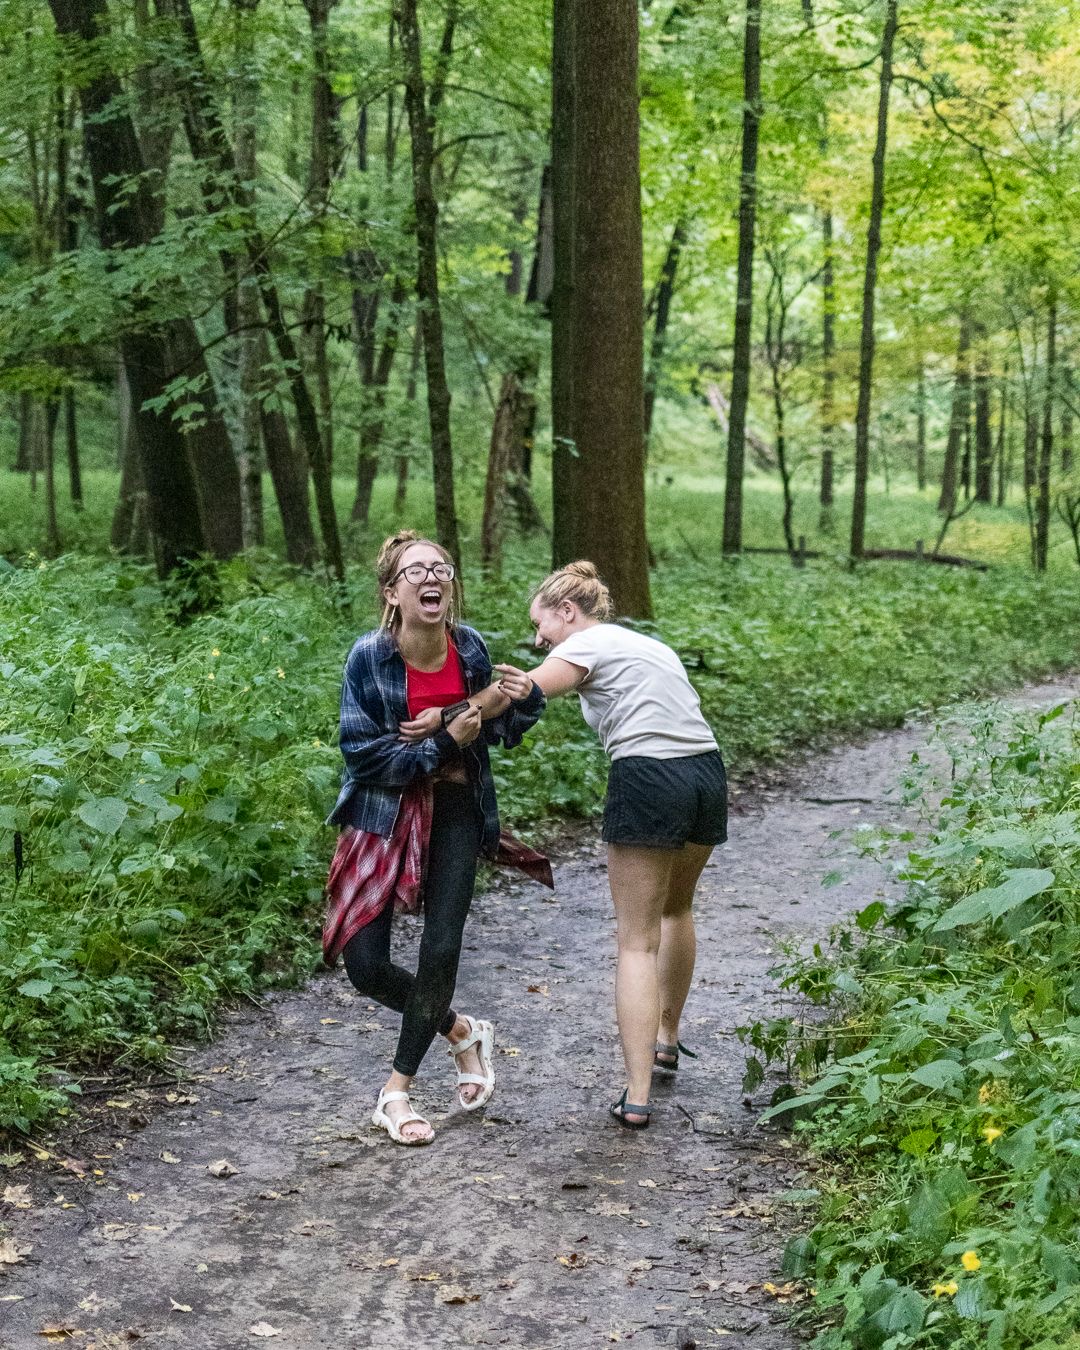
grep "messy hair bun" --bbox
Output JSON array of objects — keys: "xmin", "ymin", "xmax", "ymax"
[
  {"xmin": 375, "ymin": 530, "xmax": 461, "ymax": 631},
  {"xmin": 531, "ymin": 560, "xmax": 613, "ymax": 622}
]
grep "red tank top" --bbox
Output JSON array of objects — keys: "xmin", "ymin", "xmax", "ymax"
[{"xmin": 404, "ymin": 634, "xmax": 467, "ymax": 720}]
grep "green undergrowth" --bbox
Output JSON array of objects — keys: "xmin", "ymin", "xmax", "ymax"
[
  {"xmin": 746, "ymin": 701, "xmax": 1080, "ymax": 1348},
  {"xmin": 1, "ymin": 547, "xmax": 1080, "ymax": 1132}
]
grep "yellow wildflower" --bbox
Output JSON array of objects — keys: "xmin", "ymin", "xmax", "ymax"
[
  {"xmin": 211, "ymin": 648, "xmax": 220, "ymax": 658},
  {"xmin": 312, "ymin": 738, "xmax": 323, "ymax": 748},
  {"xmin": 961, "ymin": 1251, "xmax": 981, "ymax": 1273},
  {"xmin": 206, "ymin": 671, "xmax": 215, "ymax": 681},
  {"xmin": 978, "ymin": 1082, "xmax": 992, "ymax": 1104},
  {"xmin": 276, "ymin": 667, "xmax": 286, "ymax": 679},
  {"xmin": 931, "ymin": 1281, "xmax": 959, "ymax": 1298},
  {"xmin": 982, "ymin": 1125, "xmax": 1003, "ymax": 1143}
]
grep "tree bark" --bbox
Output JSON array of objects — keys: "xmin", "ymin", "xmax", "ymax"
[
  {"xmin": 48, "ymin": 0, "xmax": 225, "ymax": 576},
  {"xmin": 973, "ymin": 337, "xmax": 993, "ymax": 503},
  {"xmin": 259, "ymin": 388, "xmax": 318, "ymax": 569},
  {"xmin": 819, "ymin": 207, "xmax": 836, "ymax": 518},
  {"xmin": 396, "ymin": 0, "xmax": 461, "ymax": 561},
  {"xmin": 722, "ymin": 0, "xmax": 762, "ymax": 556},
  {"xmin": 161, "ymin": 0, "xmax": 342, "ymax": 579},
  {"xmin": 938, "ymin": 316, "xmax": 972, "ymax": 516},
  {"xmin": 849, "ymin": 0, "xmax": 898, "ymax": 560},
  {"xmin": 550, "ymin": 0, "xmax": 578, "ymax": 564},
  {"xmin": 995, "ymin": 368, "xmax": 1009, "ymax": 506},
  {"xmin": 643, "ymin": 218, "xmax": 686, "ymax": 453},
  {"xmin": 915, "ymin": 360, "xmax": 927, "ymax": 492},
  {"xmin": 1035, "ymin": 298, "xmax": 1056, "ymax": 572}
]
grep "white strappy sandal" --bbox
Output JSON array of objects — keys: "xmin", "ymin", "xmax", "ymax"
[
  {"xmin": 448, "ymin": 1016, "xmax": 496, "ymax": 1111},
  {"xmin": 371, "ymin": 1087, "xmax": 434, "ymax": 1146}
]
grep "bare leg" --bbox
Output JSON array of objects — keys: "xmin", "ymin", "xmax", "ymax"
[
  {"xmin": 606, "ymin": 843, "xmax": 678, "ymax": 1123},
  {"xmin": 657, "ymin": 843, "xmax": 713, "ymax": 1054}
]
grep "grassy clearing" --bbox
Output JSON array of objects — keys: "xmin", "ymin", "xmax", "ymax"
[
  {"xmin": 751, "ymin": 700, "xmax": 1080, "ymax": 1348},
  {"xmin": 1, "ymin": 471, "xmax": 1079, "ymax": 1132}
]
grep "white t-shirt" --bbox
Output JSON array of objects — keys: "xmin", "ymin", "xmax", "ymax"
[{"xmin": 552, "ymin": 623, "xmax": 719, "ymax": 761}]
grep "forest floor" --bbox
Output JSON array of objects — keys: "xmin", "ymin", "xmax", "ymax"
[{"xmin": 3, "ymin": 675, "xmax": 1078, "ymax": 1350}]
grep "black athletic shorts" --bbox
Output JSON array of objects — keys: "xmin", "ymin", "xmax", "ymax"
[{"xmin": 602, "ymin": 750, "xmax": 728, "ymax": 849}]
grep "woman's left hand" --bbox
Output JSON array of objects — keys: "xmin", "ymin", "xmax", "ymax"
[
  {"xmin": 494, "ymin": 663, "xmax": 534, "ymax": 702},
  {"xmin": 398, "ymin": 707, "xmax": 443, "ymax": 742}
]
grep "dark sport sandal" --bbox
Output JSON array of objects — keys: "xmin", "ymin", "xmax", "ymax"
[
  {"xmin": 610, "ymin": 1088, "xmax": 652, "ymax": 1130},
  {"xmin": 653, "ymin": 1041, "xmax": 698, "ymax": 1074}
]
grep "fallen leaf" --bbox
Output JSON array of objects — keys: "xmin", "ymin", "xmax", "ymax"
[
  {"xmin": 0, "ymin": 1152, "xmax": 23, "ymax": 1168},
  {"xmin": 1, "ymin": 1294, "xmax": 26, "ymax": 1302},
  {"xmin": 638, "ymin": 1179, "xmax": 657, "ymax": 1189},
  {"xmin": 556, "ymin": 1251, "xmax": 589, "ymax": 1268},
  {"xmin": 159, "ymin": 1151, "xmax": 181, "ymax": 1165},
  {"xmin": 0, "ymin": 1237, "xmax": 32, "ymax": 1264},
  {"xmin": 319, "ymin": 1018, "xmax": 340, "ymax": 1025},
  {"xmin": 499, "ymin": 1047, "xmax": 521, "ymax": 1057},
  {"xmin": 169, "ymin": 1300, "xmax": 192, "ymax": 1313},
  {"xmin": 58, "ymin": 1158, "xmax": 86, "ymax": 1177},
  {"xmin": 3, "ymin": 1184, "xmax": 31, "ymax": 1208},
  {"xmin": 36, "ymin": 1326, "xmax": 82, "ymax": 1342},
  {"xmin": 248, "ymin": 1323, "xmax": 281, "ymax": 1338},
  {"xmin": 127, "ymin": 1192, "xmax": 143, "ymax": 1203},
  {"xmin": 101, "ymin": 1223, "xmax": 135, "ymax": 1242},
  {"xmin": 207, "ymin": 1159, "xmax": 238, "ymax": 1179},
  {"xmin": 628, "ymin": 1259, "xmax": 653, "ymax": 1273},
  {"xmin": 526, "ymin": 984, "xmax": 550, "ymax": 996},
  {"xmin": 380, "ymin": 1257, "xmax": 399, "ymax": 1267},
  {"xmin": 409, "ymin": 1271, "xmax": 442, "ymax": 1282},
  {"xmin": 437, "ymin": 1283, "xmax": 480, "ymax": 1304},
  {"xmin": 105, "ymin": 1100, "xmax": 133, "ymax": 1109},
  {"xmin": 165, "ymin": 1093, "xmax": 199, "ymax": 1105},
  {"xmin": 724, "ymin": 1281, "xmax": 755, "ymax": 1295},
  {"xmin": 497, "ymin": 1277, "xmax": 517, "ymax": 1289},
  {"xmin": 195, "ymin": 1263, "xmax": 208, "ymax": 1273}
]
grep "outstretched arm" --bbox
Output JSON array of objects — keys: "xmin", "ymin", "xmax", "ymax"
[{"xmin": 494, "ymin": 656, "xmax": 586, "ymax": 699}]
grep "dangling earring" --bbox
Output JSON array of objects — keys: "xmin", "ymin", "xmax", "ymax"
[
  {"xmin": 381, "ymin": 599, "xmax": 395, "ymax": 629},
  {"xmin": 446, "ymin": 599, "xmax": 456, "ymax": 628}
]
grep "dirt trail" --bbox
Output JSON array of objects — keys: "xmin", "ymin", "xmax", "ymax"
[{"xmin": 4, "ymin": 677, "xmax": 1078, "ymax": 1350}]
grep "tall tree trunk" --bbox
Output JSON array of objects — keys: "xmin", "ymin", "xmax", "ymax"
[
  {"xmin": 550, "ymin": 0, "xmax": 578, "ymax": 563},
  {"xmin": 162, "ymin": 0, "xmax": 342, "ymax": 579},
  {"xmin": 1035, "ymin": 298, "xmax": 1056, "ymax": 572},
  {"xmin": 643, "ymin": 217, "xmax": 686, "ymax": 453},
  {"xmin": 973, "ymin": 337, "xmax": 993, "ymax": 502},
  {"xmin": 394, "ymin": 320, "xmax": 422, "ymax": 517},
  {"xmin": 819, "ymin": 207, "xmax": 836, "ymax": 521},
  {"xmin": 54, "ymin": 82, "xmax": 83, "ymax": 511},
  {"xmin": 396, "ymin": 0, "xmax": 461, "ymax": 561},
  {"xmin": 549, "ymin": 0, "xmax": 651, "ymax": 615},
  {"xmin": 260, "ymin": 394, "xmax": 318, "ymax": 569},
  {"xmin": 995, "ymin": 368, "xmax": 1009, "ymax": 507},
  {"xmin": 43, "ymin": 399, "xmax": 62, "ymax": 556},
  {"xmin": 64, "ymin": 389, "xmax": 81, "ymax": 509},
  {"xmin": 1062, "ymin": 387, "xmax": 1074, "ymax": 476},
  {"xmin": 481, "ymin": 372, "xmax": 522, "ymax": 569},
  {"xmin": 938, "ymin": 317, "xmax": 972, "ymax": 516},
  {"xmin": 849, "ymin": 0, "xmax": 898, "ymax": 560},
  {"xmin": 14, "ymin": 392, "xmax": 36, "ymax": 472},
  {"xmin": 722, "ymin": 0, "xmax": 762, "ymax": 556},
  {"xmin": 915, "ymin": 360, "xmax": 927, "ymax": 492},
  {"xmin": 351, "ymin": 276, "xmax": 408, "ymax": 526},
  {"xmin": 48, "ymin": 0, "xmax": 225, "ymax": 576},
  {"xmin": 302, "ymin": 0, "xmax": 339, "ymax": 470}
]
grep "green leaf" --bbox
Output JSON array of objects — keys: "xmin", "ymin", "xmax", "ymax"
[
  {"xmin": 909, "ymin": 1059, "xmax": 964, "ymax": 1090},
  {"xmin": 934, "ymin": 868, "xmax": 1055, "ymax": 930},
  {"xmin": 17, "ymin": 980, "xmax": 54, "ymax": 999},
  {"xmin": 898, "ymin": 1126, "xmax": 938, "ymax": 1157},
  {"xmin": 77, "ymin": 796, "xmax": 129, "ymax": 836}
]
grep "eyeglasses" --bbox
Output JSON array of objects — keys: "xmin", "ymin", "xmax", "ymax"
[{"xmin": 391, "ymin": 561, "xmax": 456, "ymax": 585}]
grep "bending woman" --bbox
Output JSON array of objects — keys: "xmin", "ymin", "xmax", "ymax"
[
  {"xmin": 323, "ymin": 531, "xmax": 544, "ymax": 1146},
  {"xmin": 497, "ymin": 562, "xmax": 726, "ymax": 1130}
]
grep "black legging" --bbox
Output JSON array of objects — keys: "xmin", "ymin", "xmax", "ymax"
[{"xmin": 341, "ymin": 781, "xmax": 481, "ymax": 1076}]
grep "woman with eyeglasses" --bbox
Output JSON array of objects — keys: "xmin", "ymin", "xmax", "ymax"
[
  {"xmin": 322, "ymin": 530, "xmax": 546, "ymax": 1145},
  {"xmin": 495, "ymin": 561, "xmax": 726, "ymax": 1130}
]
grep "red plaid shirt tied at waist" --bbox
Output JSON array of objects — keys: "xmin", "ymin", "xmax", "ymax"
[{"xmin": 322, "ymin": 781, "xmax": 554, "ymax": 967}]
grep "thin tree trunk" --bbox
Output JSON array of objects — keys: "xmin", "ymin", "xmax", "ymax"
[
  {"xmin": 394, "ymin": 321, "xmax": 422, "ymax": 517},
  {"xmin": 722, "ymin": 0, "xmax": 762, "ymax": 556},
  {"xmin": 916, "ymin": 360, "xmax": 927, "ymax": 492},
  {"xmin": 849, "ymin": 0, "xmax": 898, "ymax": 560},
  {"xmin": 302, "ymin": 0, "xmax": 339, "ymax": 470},
  {"xmin": 1035, "ymin": 298, "xmax": 1056, "ymax": 572},
  {"xmin": 643, "ymin": 217, "xmax": 686, "ymax": 453},
  {"xmin": 260, "ymin": 395, "xmax": 317, "ymax": 569},
  {"xmin": 938, "ymin": 317, "xmax": 972, "ymax": 516},
  {"xmin": 995, "ymin": 367, "xmax": 1009, "ymax": 506},
  {"xmin": 550, "ymin": 0, "xmax": 578, "ymax": 564},
  {"xmin": 396, "ymin": 0, "xmax": 461, "ymax": 561},
  {"xmin": 973, "ymin": 338, "xmax": 993, "ymax": 502},
  {"xmin": 481, "ymin": 372, "xmax": 521, "ymax": 569},
  {"xmin": 43, "ymin": 399, "xmax": 62, "ymax": 556},
  {"xmin": 14, "ymin": 391, "xmax": 36, "ymax": 472},
  {"xmin": 819, "ymin": 207, "xmax": 836, "ymax": 520},
  {"xmin": 1062, "ymin": 392, "xmax": 1074, "ymax": 476},
  {"xmin": 162, "ymin": 0, "xmax": 342, "ymax": 579}
]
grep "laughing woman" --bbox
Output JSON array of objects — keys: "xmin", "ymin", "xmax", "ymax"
[
  {"xmin": 322, "ymin": 531, "xmax": 545, "ymax": 1146},
  {"xmin": 497, "ymin": 561, "xmax": 726, "ymax": 1130}
]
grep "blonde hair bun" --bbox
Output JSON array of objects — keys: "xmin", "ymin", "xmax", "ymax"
[{"xmin": 531, "ymin": 559, "xmax": 613, "ymax": 622}]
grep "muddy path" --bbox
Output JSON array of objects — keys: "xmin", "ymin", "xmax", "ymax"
[{"xmin": 3, "ymin": 676, "xmax": 1078, "ymax": 1350}]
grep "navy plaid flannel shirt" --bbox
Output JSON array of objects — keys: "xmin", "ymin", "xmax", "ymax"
[{"xmin": 327, "ymin": 623, "xmax": 545, "ymax": 855}]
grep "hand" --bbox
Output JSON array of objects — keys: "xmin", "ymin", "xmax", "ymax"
[
  {"xmin": 398, "ymin": 706, "xmax": 443, "ymax": 743},
  {"xmin": 445, "ymin": 703, "xmax": 482, "ymax": 747},
  {"xmin": 493, "ymin": 663, "xmax": 534, "ymax": 703}
]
